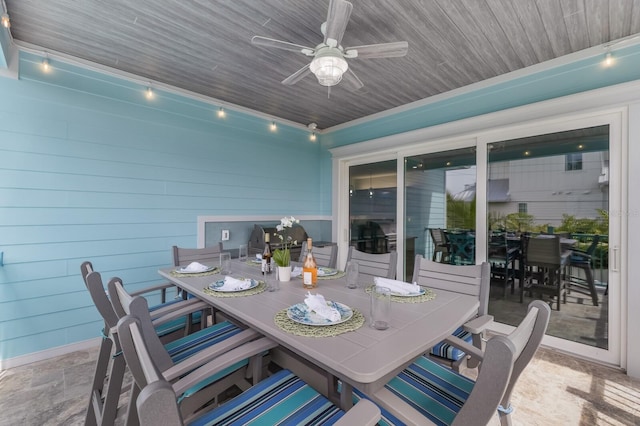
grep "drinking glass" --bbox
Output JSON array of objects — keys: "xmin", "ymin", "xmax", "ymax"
[
  {"xmin": 220, "ymin": 252, "xmax": 231, "ymax": 275},
  {"xmin": 238, "ymin": 244, "xmax": 248, "ymax": 262},
  {"xmin": 267, "ymin": 266, "xmax": 280, "ymax": 292},
  {"xmin": 370, "ymin": 286, "xmax": 391, "ymax": 330},
  {"xmin": 345, "ymin": 261, "xmax": 359, "ymax": 289}
]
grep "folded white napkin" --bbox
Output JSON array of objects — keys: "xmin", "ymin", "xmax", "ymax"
[
  {"xmin": 304, "ymin": 292, "xmax": 341, "ymax": 322},
  {"xmin": 374, "ymin": 277, "xmax": 421, "ymax": 295},
  {"xmin": 217, "ymin": 276, "xmax": 253, "ymax": 291},
  {"xmin": 291, "ymin": 266, "xmax": 303, "ymax": 278},
  {"xmin": 256, "ymin": 254, "xmax": 263, "ymax": 260},
  {"xmin": 181, "ymin": 261, "xmax": 209, "ymax": 273}
]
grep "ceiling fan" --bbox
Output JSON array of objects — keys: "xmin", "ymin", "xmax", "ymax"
[{"xmin": 251, "ymin": 0, "xmax": 408, "ymax": 92}]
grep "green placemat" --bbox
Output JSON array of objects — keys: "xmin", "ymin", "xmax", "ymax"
[
  {"xmin": 169, "ymin": 266, "xmax": 221, "ymax": 278},
  {"xmin": 274, "ymin": 308, "xmax": 365, "ymax": 337},
  {"xmin": 203, "ymin": 280, "xmax": 267, "ymax": 297},
  {"xmin": 364, "ymin": 284, "xmax": 436, "ymax": 303}
]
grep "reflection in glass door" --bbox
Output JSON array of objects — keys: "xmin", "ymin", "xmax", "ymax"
[
  {"xmin": 486, "ymin": 125, "xmax": 610, "ymax": 350},
  {"xmin": 349, "ymin": 160, "xmax": 397, "ymax": 261},
  {"xmin": 404, "ymin": 148, "xmax": 477, "ymax": 279}
]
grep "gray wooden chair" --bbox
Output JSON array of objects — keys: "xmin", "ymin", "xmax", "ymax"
[
  {"xmin": 412, "ymin": 256, "xmax": 492, "ymax": 371},
  {"xmin": 298, "ymin": 240, "xmax": 338, "ymax": 268},
  {"xmin": 80, "ymin": 262, "xmax": 208, "ymax": 426},
  {"xmin": 172, "ymin": 243, "xmax": 223, "ymax": 266},
  {"xmin": 429, "ymin": 228, "xmax": 450, "ymax": 263},
  {"xmin": 363, "ymin": 300, "xmax": 550, "ymax": 426},
  {"xmin": 108, "ymin": 276, "xmax": 263, "ymax": 425},
  {"xmin": 117, "ymin": 315, "xmax": 381, "ymax": 426},
  {"xmin": 521, "ymin": 236, "xmax": 569, "ymax": 310},
  {"xmin": 346, "ymin": 246, "xmax": 397, "ymax": 283}
]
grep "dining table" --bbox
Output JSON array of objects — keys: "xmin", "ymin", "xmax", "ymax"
[{"xmin": 159, "ymin": 259, "xmax": 480, "ymax": 410}]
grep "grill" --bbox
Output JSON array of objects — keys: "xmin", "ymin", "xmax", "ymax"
[{"xmin": 248, "ymin": 223, "xmax": 308, "ymax": 259}]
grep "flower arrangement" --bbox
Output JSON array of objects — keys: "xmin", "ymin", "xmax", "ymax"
[{"xmin": 272, "ymin": 216, "xmax": 300, "ymax": 267}]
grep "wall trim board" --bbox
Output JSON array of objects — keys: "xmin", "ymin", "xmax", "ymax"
[
  {"xmin": 197, "ymin": 215, "xmax": 332, "ymax": 248},
  {"xmin": 0, "ymin": 337, "xmax": 100, "ymax": 370}
]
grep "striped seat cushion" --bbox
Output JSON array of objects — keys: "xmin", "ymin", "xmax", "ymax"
[
  {"xmin": 164, "ymin": 320, "xmax": 242, "ymax": 363},
  {"xmin": 189, "ymin": 369, "xmax": 345, "ymax": 426},
  {"xmin": 351, "ymin": 388, "xmax": 406, "ymax": 426},
  {"xmin": 429, "ymin": 327, "xmax": 472, "ymax": 361},
  {"xmin": 385, "ymin": 356, "xmax": 475, "ymax": 426},
  {"xmin": 149, "ymin": 295, "xmax": 203, "ymax": 337}
]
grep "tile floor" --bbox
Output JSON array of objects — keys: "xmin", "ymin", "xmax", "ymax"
[{"xmin": 0, "ymin": 343, "xmax": 638, "ymax": 425}]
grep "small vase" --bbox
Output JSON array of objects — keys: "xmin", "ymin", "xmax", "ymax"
[{"xmin": 278, "ymin": 265, "xmax": 291, "ymax": 282}]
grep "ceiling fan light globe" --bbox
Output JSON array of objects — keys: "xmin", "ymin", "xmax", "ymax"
[{"xmin": 310, "ymin": 55, "xmax": 348, "ymax": 87}]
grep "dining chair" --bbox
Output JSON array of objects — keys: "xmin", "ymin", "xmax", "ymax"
[
  {"xmin": 80, "ymin": 262, "xmax": 211, "ymax": 426},
  {"xmin": 447, "ymin": 231, "xmax": 476, "ymax": 265},
  {"xmin": 521, "ymin": 236, "xmax": 569, "ymax": 310},
  {"xmin": 488, "ymin": 232, "xmax": 520, "ymax": 298},
  {"xmin": 357, "ymin": 300, "xmax": 550, "ymax": 426},
  {"xmin": 298, "ymin": 240, "xmax": 338, "ymax": 268},
  {"xmin": 107, "ymin": 276, "xmax": 264, "ymax": 425},
  {"xmin": 117, "ymin": 315, "xmax": 382, "ymax": 426},
  {"xmin": 346, "ymin": 246, "xmax": 397, "ymax": 282},
  {"xmin": 429, "ymin": 228, "xmax": 450, "ymax": 263},
  {"xmin": 567, "ymin": 235, "xmax": 600, "ymax": 306},
  {"xmin": 412, "ymin": 256, "xmax": 491, "ymax": 371}
]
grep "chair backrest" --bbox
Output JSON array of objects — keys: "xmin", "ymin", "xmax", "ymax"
[
  {"xmin": 346, "ymin": 247, "xmax": 397, "ymax": 281},
  {"xmin": 81, "ymin": 261, "xmax": 120, "ymax": 330},
  {"xmin": 172, "ymin": 243, "xmax": 223, "ymax": 267},
  {"xmin": 585, "ymin": 235, "xmax": 600, "ymax": 256},
  {"xmin": 117, "ymin": 316, "xmax": 185, "ymax": 425},
  {"xmin": 447, "ymin": 232, "xmax": 475, "ymax": 265},
  {"xmin": 526, "ymin": 236, "xmax": 562, "ymax": 267},
  {"xmin": 452, "ymin": 300, "xmax": 551, "ymax": 426},
  {"xmin": 298, "ymin": 241, "xmax": 338, "ymax": 268},
  {"xmin": 411, "ymin": 256, "xmax": 490, "ymax": 316},
  {"xmin": 429, "ymin": 228, "xmax": 447, "ymax": 247},
  {"xmin": 108, "ymin": 277, "xmax": 175, "ymax": 374}
]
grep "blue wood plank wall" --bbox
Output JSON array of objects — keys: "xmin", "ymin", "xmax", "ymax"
[{"xmin": 0, "ymin": 52, "xmax": 328, "ymax": 360}]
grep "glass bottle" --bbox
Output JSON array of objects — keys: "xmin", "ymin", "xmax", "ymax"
[
  {"xmin": 303, "ymin": 237, "xmax": 318, "ymax": 288},
  {"xmin": 262, "ymin": 233, "xmax": 272, "ymax": 274}
]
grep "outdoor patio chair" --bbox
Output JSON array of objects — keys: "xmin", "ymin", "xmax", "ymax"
[
  {"xmin": 429, "ymin": 228, "xmax": 450, "ymax": 263},
  {"xmin": 298, "ymin": 240, "xmax": 338, "ymax": 268},
  {"xmin": 521, "ymin": 236, "xmax": 569, "ymax": 310},
  {"xmin": 355, "ymin": 300, "xmax": 550, "ymax": 426},
  {"xmin": 412, "ymin": 256, "xmax": 492, "ymax": 371},
  {"xmin": 488, "ymin": 232, "xmax": 520, "ymax": 298},
  {"xmin": 108, "ymin": 276, "xmax": 264, "ymax": 425},
  {"xmin": 346, "ymin": 246, "xmax": 397, "ymax": 282},
  {"xmin": 80, "ymin": 262, "xmax": 211, "ymax": 426},
  {"xmin": 567, "ymin": 235, "xmax": 600, "ymax": 306},
  {"xmin": 447, "ymin": 231, "xmax": 475, "ymax": 265},
  {"xmin": 117, "ymin": 315, "xmax": 381, "ymax": 426}
]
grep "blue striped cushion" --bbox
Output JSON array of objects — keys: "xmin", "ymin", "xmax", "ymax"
[
  {"xmin": 385, "ymin": 356, "xmax": 475, "ymax": 426},
  {"xmin": 352, "ymin": 388, "xmax": 406, "ymax": 426},
  {"xmin": 189, "ymin": 369, "xmax": 345, "ymax": 426},
  {"xmin": 429, "ymin": 327, "xmax": 472, "ymax": 361},
  {"xmin": 149, "ymin": 295, "xmax": 203, "ymax": 337},
  {"xmin": 164, "ymin": 321, "xmax": 242, "ymax": 363}
]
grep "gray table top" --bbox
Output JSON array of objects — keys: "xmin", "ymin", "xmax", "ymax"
[{"xmin": 159, "ymin": 260, "xmax": 479, "ymax": 395}]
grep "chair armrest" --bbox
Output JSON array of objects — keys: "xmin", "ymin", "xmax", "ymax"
[
  {"xmin": 130, "ymin": 282, "xmax": 175, "ymax": 297},
  {"xmin": 442, "ymin": 335, "xmax": 484, "ymax": 363},
  {"xmin": 151, "ymin": 300, "xmax": 209, "ymax": 326},
  {"xmin": 335, "ymin": 399, "xmax": 381, "ymax": 426},
  {"xmin": 462, "ymin": 315, "xmax": 493, "ymax": 334},
  {"xmin": 163, "ymin": 328, "xmax": 260, "ymax": 381},
  {"xmin": 170, "ymin": 337, "xmax": 278, "ymax": 395},
  {"xmin": 149, "ymin": 297, "xmax": 202, "ymax": 321}
]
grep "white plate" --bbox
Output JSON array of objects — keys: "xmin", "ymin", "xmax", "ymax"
[
  {"xmin": 390, "ymin": 288, "xmax": 426, "ymax": 297},
  {"xmin": 208, "ymin": 278, "xmax": 259, "ymax": 292},
  {"xmin": 318, "ymin": 267, "xmax": 338, "ymax": 277},
  {"xmin": 287, "ymin": 301, "xmax": 353, "ymax": 326},
  {"xmin": 175, "ymin": 265, "xmax": 215, "ymax": 274}
]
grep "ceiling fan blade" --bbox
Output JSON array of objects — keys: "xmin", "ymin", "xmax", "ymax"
[
  {"xmin": 341, "ymin": 68, "xmax": 364, "ymax": 92},
  {"xmin": 345, "ymin": 41, "xmax": 409, "ymax": 59},
  {"xmin": 282, "ymin": 64, "xmax": 312, "ymax": 85},
  {"xmin": 251, "ymin": 36, "xmax": 315, "ymax": 55},
  {"xmin": 324, "ymin": 0, "xmax": 353, "ymax": 47}
]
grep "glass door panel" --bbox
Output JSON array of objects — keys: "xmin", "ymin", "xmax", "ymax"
[
  {"xmin": 405, "ymin": 147, "xmax": 477, "ymax": 279},
  {"xmin": 487, "ymin": 125, "xmax": 610, "ymax": 350},
  {"xmin": 349, "ymin": 159, "xmax": 397, "ymax": 258}
]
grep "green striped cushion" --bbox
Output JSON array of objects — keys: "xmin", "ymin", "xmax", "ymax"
[
  {"xmin": 190, "ymin": 369, "xmax": 345, "ymax": 426},
  {"xmin": 385, "ymin": 355, "xmax": 475, "ymax": 426},
  {"xmin": 429, "ymin": 327, "xmax": 472, "ymax": 361}
]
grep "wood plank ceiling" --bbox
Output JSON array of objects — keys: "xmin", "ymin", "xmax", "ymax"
[{"xmin": 5, "ymin": 0, "xmax": 640, "ymax": 129}]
